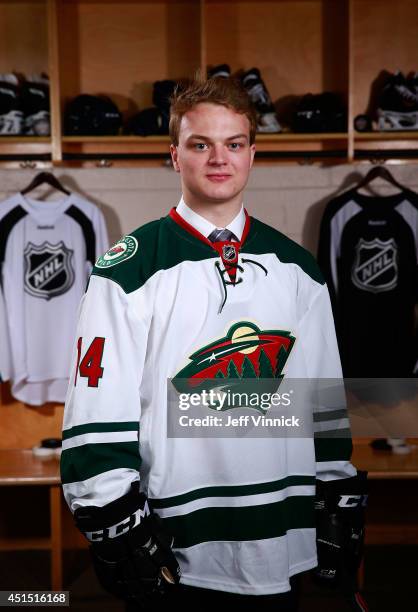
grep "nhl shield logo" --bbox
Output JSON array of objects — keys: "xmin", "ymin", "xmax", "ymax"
[
  {"xmin": 222, "ymin": 244, "xmax": 237, "ymax": 261},
  {"xmin": 24, "ymin": 241, "xmax": 75, "ymax": 300},
  {"xmin": 351, "ymin": 238, "xmax": 398, "ymax": 293}
]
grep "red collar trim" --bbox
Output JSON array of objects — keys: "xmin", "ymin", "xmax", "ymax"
[
  {"xmin": 169, "ymin": 207, "xmax": 213, "ymax": 247},
  {"xmin": 241, "ymin": 209, "xmax": 251, "ymax": 244},
  {"xmin": 168, "ymin": 207, "xmax": 251, "ymax": 248}
]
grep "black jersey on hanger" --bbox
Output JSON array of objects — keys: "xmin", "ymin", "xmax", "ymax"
[{"xmin": 318, "ymin": 189, "xmax": 418, "ymax": 377}]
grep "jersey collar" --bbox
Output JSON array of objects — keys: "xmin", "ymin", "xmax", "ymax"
[
  {"xmin": 176, "ymin": 197, "xmax": 245, "ymax": 242},
  {"xmin": 169, "ymin": 206, "xmax": 251, "ymax": 249}
]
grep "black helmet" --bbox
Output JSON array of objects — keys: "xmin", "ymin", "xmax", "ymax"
[
  {"xmin": 152, "ymin": 80, "xmax": 177, "ymax": 115},
  {"xmin": 126, "ymin": 80, "xmax": 180, "ymax": 135},
  {"xmin": 127, "ymin": 107, "xmax": 169, "ymax": 136},
  {"xmin": 65, "ymin": 94, "xmax": 122, "ymax": 135},
  {"xmin": 293, "ymin": 92, "xmax": 346, "ymax": 133}
]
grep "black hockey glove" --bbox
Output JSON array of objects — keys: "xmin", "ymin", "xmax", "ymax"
[
  {"xmin": 74, "ymin": 482, "xmax": 181, "ymax": 605},
  {"xmin": 313, "ymin": 470, "xmax": 368, "ymax": 611}
]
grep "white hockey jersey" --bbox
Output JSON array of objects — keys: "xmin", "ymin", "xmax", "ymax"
[
  {"xmin": 61, "ymin": 208, "xmax": 355, "ymax": 595},
  {"xmin": 0, "ymin": 192, "xmax": 108, "ymax": 405}
]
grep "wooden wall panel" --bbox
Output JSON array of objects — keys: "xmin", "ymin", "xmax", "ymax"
[
  {"xmin": 352, "ymin": 0, "xmax": 418, "ymax": 117},
  {"xmin": 205, "ymin": 0, "xmax": 349, "ymax": 101},
  {"xmin": 57, "ymin": 0, "xmax": 201, "ymax": 118},
  {"xmin": 0, "ymin": 1, "xmax": 48, "ymax": 75}
]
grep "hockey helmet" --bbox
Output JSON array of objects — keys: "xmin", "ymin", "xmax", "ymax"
[
  {"xmin": 127, "ymin": 107, "xmax": 169, "ymax": 136},
  {"xmin": 293, "ymin": 92, "xmax": 347, "ymax": 133},
  {"xmin": 65, "ymin": 94, "xmax": 122, "ymax": 136}
]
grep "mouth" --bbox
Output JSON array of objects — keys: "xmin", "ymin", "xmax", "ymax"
[{"xmin": 206, "ymin": 174, "xmax": 232, "ymax": 182}]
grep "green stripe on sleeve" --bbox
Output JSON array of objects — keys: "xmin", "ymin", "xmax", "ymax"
[
  {"xmin": 62, "ymin": 421, "xmax": 139, "ymax": 440},
  {"xmin": 313, "ymin": 409, "xmax": 348, "ymax": 423},
  {"xmin": 60, "ymin": 441, "xmax": 140, "ymax": 484},
  {"xmin": 162, "ymin": 495, "xmax": 315, "ymax": 548}
]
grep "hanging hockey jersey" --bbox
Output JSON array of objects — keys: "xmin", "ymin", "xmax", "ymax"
[
  {"xmin": 61, "ymin": 208, "xmax": 355, "ymax": 595},
  {"xmin": 318, "ymin": 189, "xmax": 418, "ymax": 377},
  {"xmin": 0, "ymin": 192, "xmax": 108, "ymax": 405}
]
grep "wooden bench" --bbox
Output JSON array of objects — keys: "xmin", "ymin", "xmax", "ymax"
[
  {"xmin": 353, "ymin": 438, "xmax": 418, "ymax": 545},
  {"xmin": 352, "ymin": 439, "xmax": 418, "ymax": 480},
  {"xmin": 352, "ymin": 439, "xmax": 418, "ymax": 588},
  {"xmin": 0, "ymin": 450, "xmax": 63, "ymax": 590}
]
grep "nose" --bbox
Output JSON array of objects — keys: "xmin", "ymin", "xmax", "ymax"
[{"xmin": 208, "ymin": 143, "xmax": 227, "ymax": 165}]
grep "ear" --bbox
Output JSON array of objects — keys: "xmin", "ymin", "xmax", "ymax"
[
  {"xmin": 170, "ymin": 144, "xmax": 180, "ymax": 172},
  {"xmin": 249, "ymin": 143, "xmax": 256, "ymax": 168}
]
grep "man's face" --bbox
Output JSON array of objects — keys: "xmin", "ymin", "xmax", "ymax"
[{"xmin": 170, "ymin": 103, "xmax": 256, "ymax": 209}]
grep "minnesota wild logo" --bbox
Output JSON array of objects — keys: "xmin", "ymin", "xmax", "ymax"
[
  {"xmin": 96, "ymin": 235, "xmax": 138, "ymax": 269},
  {"xmin": 172, "ymin": 322, "xmax": 295, "ymax": 408}
]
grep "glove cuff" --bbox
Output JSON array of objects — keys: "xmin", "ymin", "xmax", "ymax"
[
  {"xmin": 74, "ymin": 482, "xmax": 151, "ymax": 543},
  {"xmin": 316, "ymin": 471, "xmax": 368, "ymax": 512}
]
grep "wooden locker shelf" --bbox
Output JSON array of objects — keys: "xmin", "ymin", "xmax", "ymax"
[
  {"xmin": 254, "ymin": 133, "xmax": 348, "ymax": 153},
  {"xmin": 0, "ymin": 137, "xmax": 51, "ymax": 155},
  {"xmin": 0, "ymin": 537, "xmax": 51, "ymax": 551},
  {"xmin": 62, "ymin": 135, "xmax": 172, "ymax": 156},
  {"xmin": 354, "ymin": 132, "xmax": 418, "ymax": 156}
]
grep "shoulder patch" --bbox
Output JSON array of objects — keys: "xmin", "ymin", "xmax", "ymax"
[{"xmin": 96, "ymin": 235, "xmax": 138, "ymax": 268}]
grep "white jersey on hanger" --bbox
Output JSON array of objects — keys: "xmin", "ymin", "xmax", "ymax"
[{"xmin": 0, "ymin": 192, "xmax": 108, "ymax": 405}]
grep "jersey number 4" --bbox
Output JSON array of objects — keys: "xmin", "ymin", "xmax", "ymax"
[{"xmin": 75, "ymin": 337, "xmax": 105, "ymax": 387}]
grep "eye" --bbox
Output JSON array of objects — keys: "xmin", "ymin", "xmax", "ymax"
[
  {"xmin": 228, "ymin": 142, "xmax": 243, "ymax": 150},
  {"xmin": 194, "ymin": 142, "xmax": 208, "ymax": 151}
]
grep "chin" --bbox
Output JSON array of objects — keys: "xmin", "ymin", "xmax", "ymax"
[
  {"xmin": 206, "ymin": 193, "xmax": 239, "ymax": 204},
  {"xmin": 204, "ymin": 186, "xmax": 239, "ymax": 201}
]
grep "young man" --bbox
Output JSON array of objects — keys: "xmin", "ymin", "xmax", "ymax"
[{"xmin": 61, "ymin": 77, "xmax": 367, "ymax": 611}]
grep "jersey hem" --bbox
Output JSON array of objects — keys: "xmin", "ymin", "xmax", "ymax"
[
  {"xmin": 12, "ymin": 384, "xmax": 67, "ymax": 406},
  {"xmin": 178, "ymin": 556, "xmax": 317, "ymax": 595}
]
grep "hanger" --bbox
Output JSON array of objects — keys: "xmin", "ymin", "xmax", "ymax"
[
  {"xmin": 355, "ymin": 165, "xmax": 405, "ymax": 193},
  {"xmin": 21, "ymin": 172, "xmax": 70, "ymax": 196}
]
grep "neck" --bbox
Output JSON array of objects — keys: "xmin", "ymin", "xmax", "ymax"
[{"xmin": 182, "ymin": 194, "xmax": 242, "ymax": 227}]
